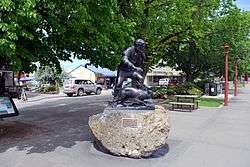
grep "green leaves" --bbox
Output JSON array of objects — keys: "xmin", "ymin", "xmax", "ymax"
[
  {"xmin": 0, "ymin": 0, "xmax": 249, "ymax": 79},
  {"xmin": 34, "ymin": 65, "xmax": 69, "ymax": 84},
  {"xmin": 0, "ymin": 0, "xmax": 14, "ymax": 11},
  {"xmin": 138, "ymin": 0, "xmax": 250, "ymax": 80}
]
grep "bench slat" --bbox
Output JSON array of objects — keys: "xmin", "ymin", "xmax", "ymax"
[{"xmin": 169, "ymin": 102, "xmax": 195, "ymax": 106}]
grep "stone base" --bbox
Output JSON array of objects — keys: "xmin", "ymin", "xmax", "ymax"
[{"xmin": 88, "ymin": 105, "xmax": 170, "ymax": 158}]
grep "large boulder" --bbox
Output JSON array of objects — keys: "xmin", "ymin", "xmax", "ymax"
[{"xmin": 88, "ymin": 105, "xmax": 170, "ymax": 158}]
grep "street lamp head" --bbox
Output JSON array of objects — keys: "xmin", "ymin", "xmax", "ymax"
[{"xmin": 224, "ymin": 43, "xmax": 229, "ymax": 53}]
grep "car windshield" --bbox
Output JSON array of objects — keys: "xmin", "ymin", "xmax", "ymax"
[{"xmin": 64, "ymin": 79, "xmax": 73, "ymax": 85}]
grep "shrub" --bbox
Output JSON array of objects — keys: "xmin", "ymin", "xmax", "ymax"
[
  {"xmin": 183, "ymin": 83, "xmax": 203, "ymax": 96},
  {"xmin": 172, "ymin": 85, "xmax": 187, "ymax": 95},
  {"xmin": 152, "ymin": 86, "xmax": 174, "ymax": 99},
  {"xmin": 195, "ymin": 79, "xmax": 210, "ymax": 92},
  {"xmin": 39, "ymin": 84, "xmax": 58, "ymax": 94},
  {"xmin": 151, "ymin": 83, "xmax": 203, "ymax": 99},
  {"xmin": 45, "ymin": 85, "xmax": 57, "ymax": 92},
  {"xmin": 186, "ymin": 86, "xmax": 203, "ymax": 95}
]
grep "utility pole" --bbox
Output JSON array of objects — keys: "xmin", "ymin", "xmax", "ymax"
[
  {"xmin": 224, "ymin": 43, "xmax": 229, "ymax": 106},
  {"xmin": 234, "ymin": 58, "xmax": 240, "ymax": 96}
]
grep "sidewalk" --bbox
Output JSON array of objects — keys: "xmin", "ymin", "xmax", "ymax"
[
  {"xmin": 162, "ymin": 85, "xmax": 250, "ymax": 167},
  {"xmin": 1, "ymin": 86, "xmax": 250, "ymax": 167},
  {"xmin": 21, "ymin": 93, "xmax": 64, "ymax": 102},
  {"xmin": 13, "ymin": 93, "xmax": 65, "ymax": 109},
  {"xmin": 13, "ymin": 89, "xmax": 113, "ymax": 109}
]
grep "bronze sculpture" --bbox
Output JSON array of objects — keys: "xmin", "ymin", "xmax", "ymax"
[
  {"xmin": 111, "ymin": 39, "xmax": 154, "ymax": 109},
  {"xmin": 89, "ymin": 39, "xmax": 169, "ymax": 158}
]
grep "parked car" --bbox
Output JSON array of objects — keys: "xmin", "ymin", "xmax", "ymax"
[
  {"xmin": 168, "ymin": 79, "xmax": 179, "ymax": 86},
  {"xmin": 63, "ymin": 79, "xmax": 102, "ymax": 97},
  {"xmin": 159, "ymin": 78, "xmax": 170, "ymax": 86}
]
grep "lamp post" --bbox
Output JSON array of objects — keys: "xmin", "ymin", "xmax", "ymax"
[
  {"xmin": 224, "ymin": 43, "xmax": 229, "ymax": 106},
  {"xmin": 234, "ymin": 58, "xmax": 240, "ymax": 96}
]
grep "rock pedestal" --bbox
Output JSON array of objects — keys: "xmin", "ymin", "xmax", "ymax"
[{"xmin": 88, "ymin": 105, "xmax": 170, "ymax": 158}]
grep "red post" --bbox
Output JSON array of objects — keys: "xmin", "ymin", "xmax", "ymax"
[
  {"xmin": 224, "ymin": 43, "xmax": 229, "ymax": 106},
  {"xmin": 234, "ymin": 59, "xmax": 239, "ymax": 96}
]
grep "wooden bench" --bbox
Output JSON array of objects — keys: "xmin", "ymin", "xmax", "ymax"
[{"xmin": 169, "ymin": 102, "xmax": 196, "ymax": 112}]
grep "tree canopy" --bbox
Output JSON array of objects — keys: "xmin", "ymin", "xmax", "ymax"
[
  {"xmin": 0, "ymin": 0, "xmax": 135, "ymax": 71},
  {"xmin": 1, "ymin": 0, "xmax": 249, "ymax": 81},
  {"xmin": 34, "ymin": 66, "xmax": 69, "ymax": 84},
  {"xmin": 117, "ymin": 0, "xmax": 250, "ymax": 80}
]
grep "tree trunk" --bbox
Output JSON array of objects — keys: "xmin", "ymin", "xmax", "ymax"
[
  {"xmin": 186, "ymin": 40, "xmax": 195, "ymax": 82},
  {"xmin": 186, "ymin": 72, "xmax": 194, "ymax": 83},
  {"xmin": 118, "ymin": 0, "xmax": 132, "ymax": 18},
  {"xmin": 17, "ymin": 71, "xmax": 22, "ymax": 84},
  {"xmin": 0, "ymin": 58, "xmax": 8, "ymax": 70}
]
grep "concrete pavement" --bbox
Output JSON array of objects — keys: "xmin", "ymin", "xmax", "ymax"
[
  {"xmin": 13, "ymin": 89, "xmax": 112, "ymax": 109},
  {"xmin": 1, "ymin": 86, "xmax": 250, "ymax": 167}
]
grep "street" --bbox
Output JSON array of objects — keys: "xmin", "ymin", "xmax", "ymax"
[
  {"xmin": 1, "ymin": 87, "xmax": 250, "ymax": 167},
  {"xmin": 0, "ymin": 93, "xmax": 112, "ymax": 157}
]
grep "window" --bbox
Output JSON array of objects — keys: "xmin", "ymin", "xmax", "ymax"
[
  {"xmin": 65, "ymin": 79, "xmax": 73, "ymax": 85},
  {"xmin": 75, "ymin": 80, "xmax": 83, "ymax": 84},
  {"xmin": 86, "ymin": 80, "xmax": 93, "ymax": 85},
  {"xmin": 82, "ymin": 80, "xmax": 88, "ymax": 84}
]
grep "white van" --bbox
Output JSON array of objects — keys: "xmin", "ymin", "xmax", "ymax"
[
  {"xmin": 63, "ymin": 78, "xmax": 102, "ymax": 97},
  {"xmin": 159, "ymin": 78, "xmax": 170, "ymax": 86}
]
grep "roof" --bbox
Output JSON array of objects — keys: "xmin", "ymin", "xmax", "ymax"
[
  {"xmin": 86, "ymin": 65, "xmax": 117, "ymax": 77},
  {"xmin": 147, "ymin": 66, "xmax": 184, "ymax": 77},
  {"xmin": 68, "ymin": 64, "xmax": 117, "ymax": 77}
]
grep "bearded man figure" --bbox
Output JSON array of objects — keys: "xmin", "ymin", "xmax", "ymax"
[{"xmin": 113, "ymin": 39, "xmax": 147, "ymax": 97}]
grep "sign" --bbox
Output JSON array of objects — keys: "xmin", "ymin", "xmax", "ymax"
[
  {"xmin": 122, "ymin": 118, "xmax": 138, "ymax": 128},
  {"xmin": 0, "ymin": 70, "xmax": 14, "ymax": 87},
  {"xmin": 0, "ymin": 96, "xmax": 19, "ymax": 118}
]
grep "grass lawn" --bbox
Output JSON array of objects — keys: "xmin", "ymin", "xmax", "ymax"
[
  {"xmin": 198, "ymin": 98, "xmax": 224, "ymax": 108},
  {"xmin": 238, "ymin": 83, "xmax": 245, "ymax": 88}
]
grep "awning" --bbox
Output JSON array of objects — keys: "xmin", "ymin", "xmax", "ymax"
[{"xmin": 19, "ymin": 77, "xmax": 35, "ymax": 81}]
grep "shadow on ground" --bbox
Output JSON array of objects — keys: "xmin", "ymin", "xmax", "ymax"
[
  {"xmin": 93, "ymin": 137, "xmax": 170, "ymax": 159},
  {"xmin": 0, "ymin": 100, "xmax": 105, "ymax": 154}
]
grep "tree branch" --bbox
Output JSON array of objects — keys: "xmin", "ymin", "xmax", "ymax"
[
  {"xmin": 144, "ymin": 0, "xmax": 156, "ymax": 5},
  {"xmin": 155, "ymin": 27, "xmax": 191, "ymax": 49}
]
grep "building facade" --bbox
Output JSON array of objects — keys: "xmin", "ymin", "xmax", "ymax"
[
  {"xmin": 68, "ymin": 65, "xmax": 96, "ymax": 82},
  {"xmin": 68, "ymin": 65, "xmax": 117, "ymax": 89},
  {"xmin": 144, "ymin": 66, "xmax": 185, "ymax": 86},
  {"xmin": 68, "ymin": 64, "xmax": 184, "ymax": 88}
]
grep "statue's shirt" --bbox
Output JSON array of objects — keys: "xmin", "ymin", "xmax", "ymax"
[{"xmin": 119, "ymin": 46, "xmax": 145, "ymax": 72}]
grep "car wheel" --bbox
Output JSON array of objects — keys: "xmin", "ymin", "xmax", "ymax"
[
  {"xmin": 77, "ymin": 89, "xmax": 84, "ymax": 96},
  {"xmin": 67, "ymin": 93, "xmax": 73, "ymax": 97},
  {"xmin": 95, "ymin": 88, "xmax": 102, "ymax": 95}
]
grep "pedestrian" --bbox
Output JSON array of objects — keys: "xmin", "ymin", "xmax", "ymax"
[{"xmin": 20, "ymin": 87, "xmax": 27, "ymax": 101}]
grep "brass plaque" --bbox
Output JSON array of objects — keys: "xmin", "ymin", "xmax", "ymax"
[{"xmin": 122, "ymin": 118, "xmax": 138, "ymax": 128}]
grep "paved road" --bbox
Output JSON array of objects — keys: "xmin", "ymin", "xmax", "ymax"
[{"xmin": 0, "ymin": 87, "xmax": 250, "ymax": 167}]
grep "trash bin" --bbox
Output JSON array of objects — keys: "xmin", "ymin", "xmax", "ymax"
[
  {"xmin": 209, "ymin": 83, "xmax": 218, "ymax": 96},
  {"xmin": 216, "ymin": 82, "xmax": 223, "ymax": 94},
  {"xmin": 204, "ymin": 83, "xmax": 210, "ymax": 95}
]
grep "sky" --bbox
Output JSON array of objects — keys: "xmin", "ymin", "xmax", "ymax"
[
  {"xmin": 61, "ymin": 0, "xmax": 250, "ymax": 71},
  {"xmin": 236, "ymin": 0, "xmax": 250, "ymax": 11},
  {"xmin": 60, "ymin": 58, "xmax": 88, "ymax": 72}
]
